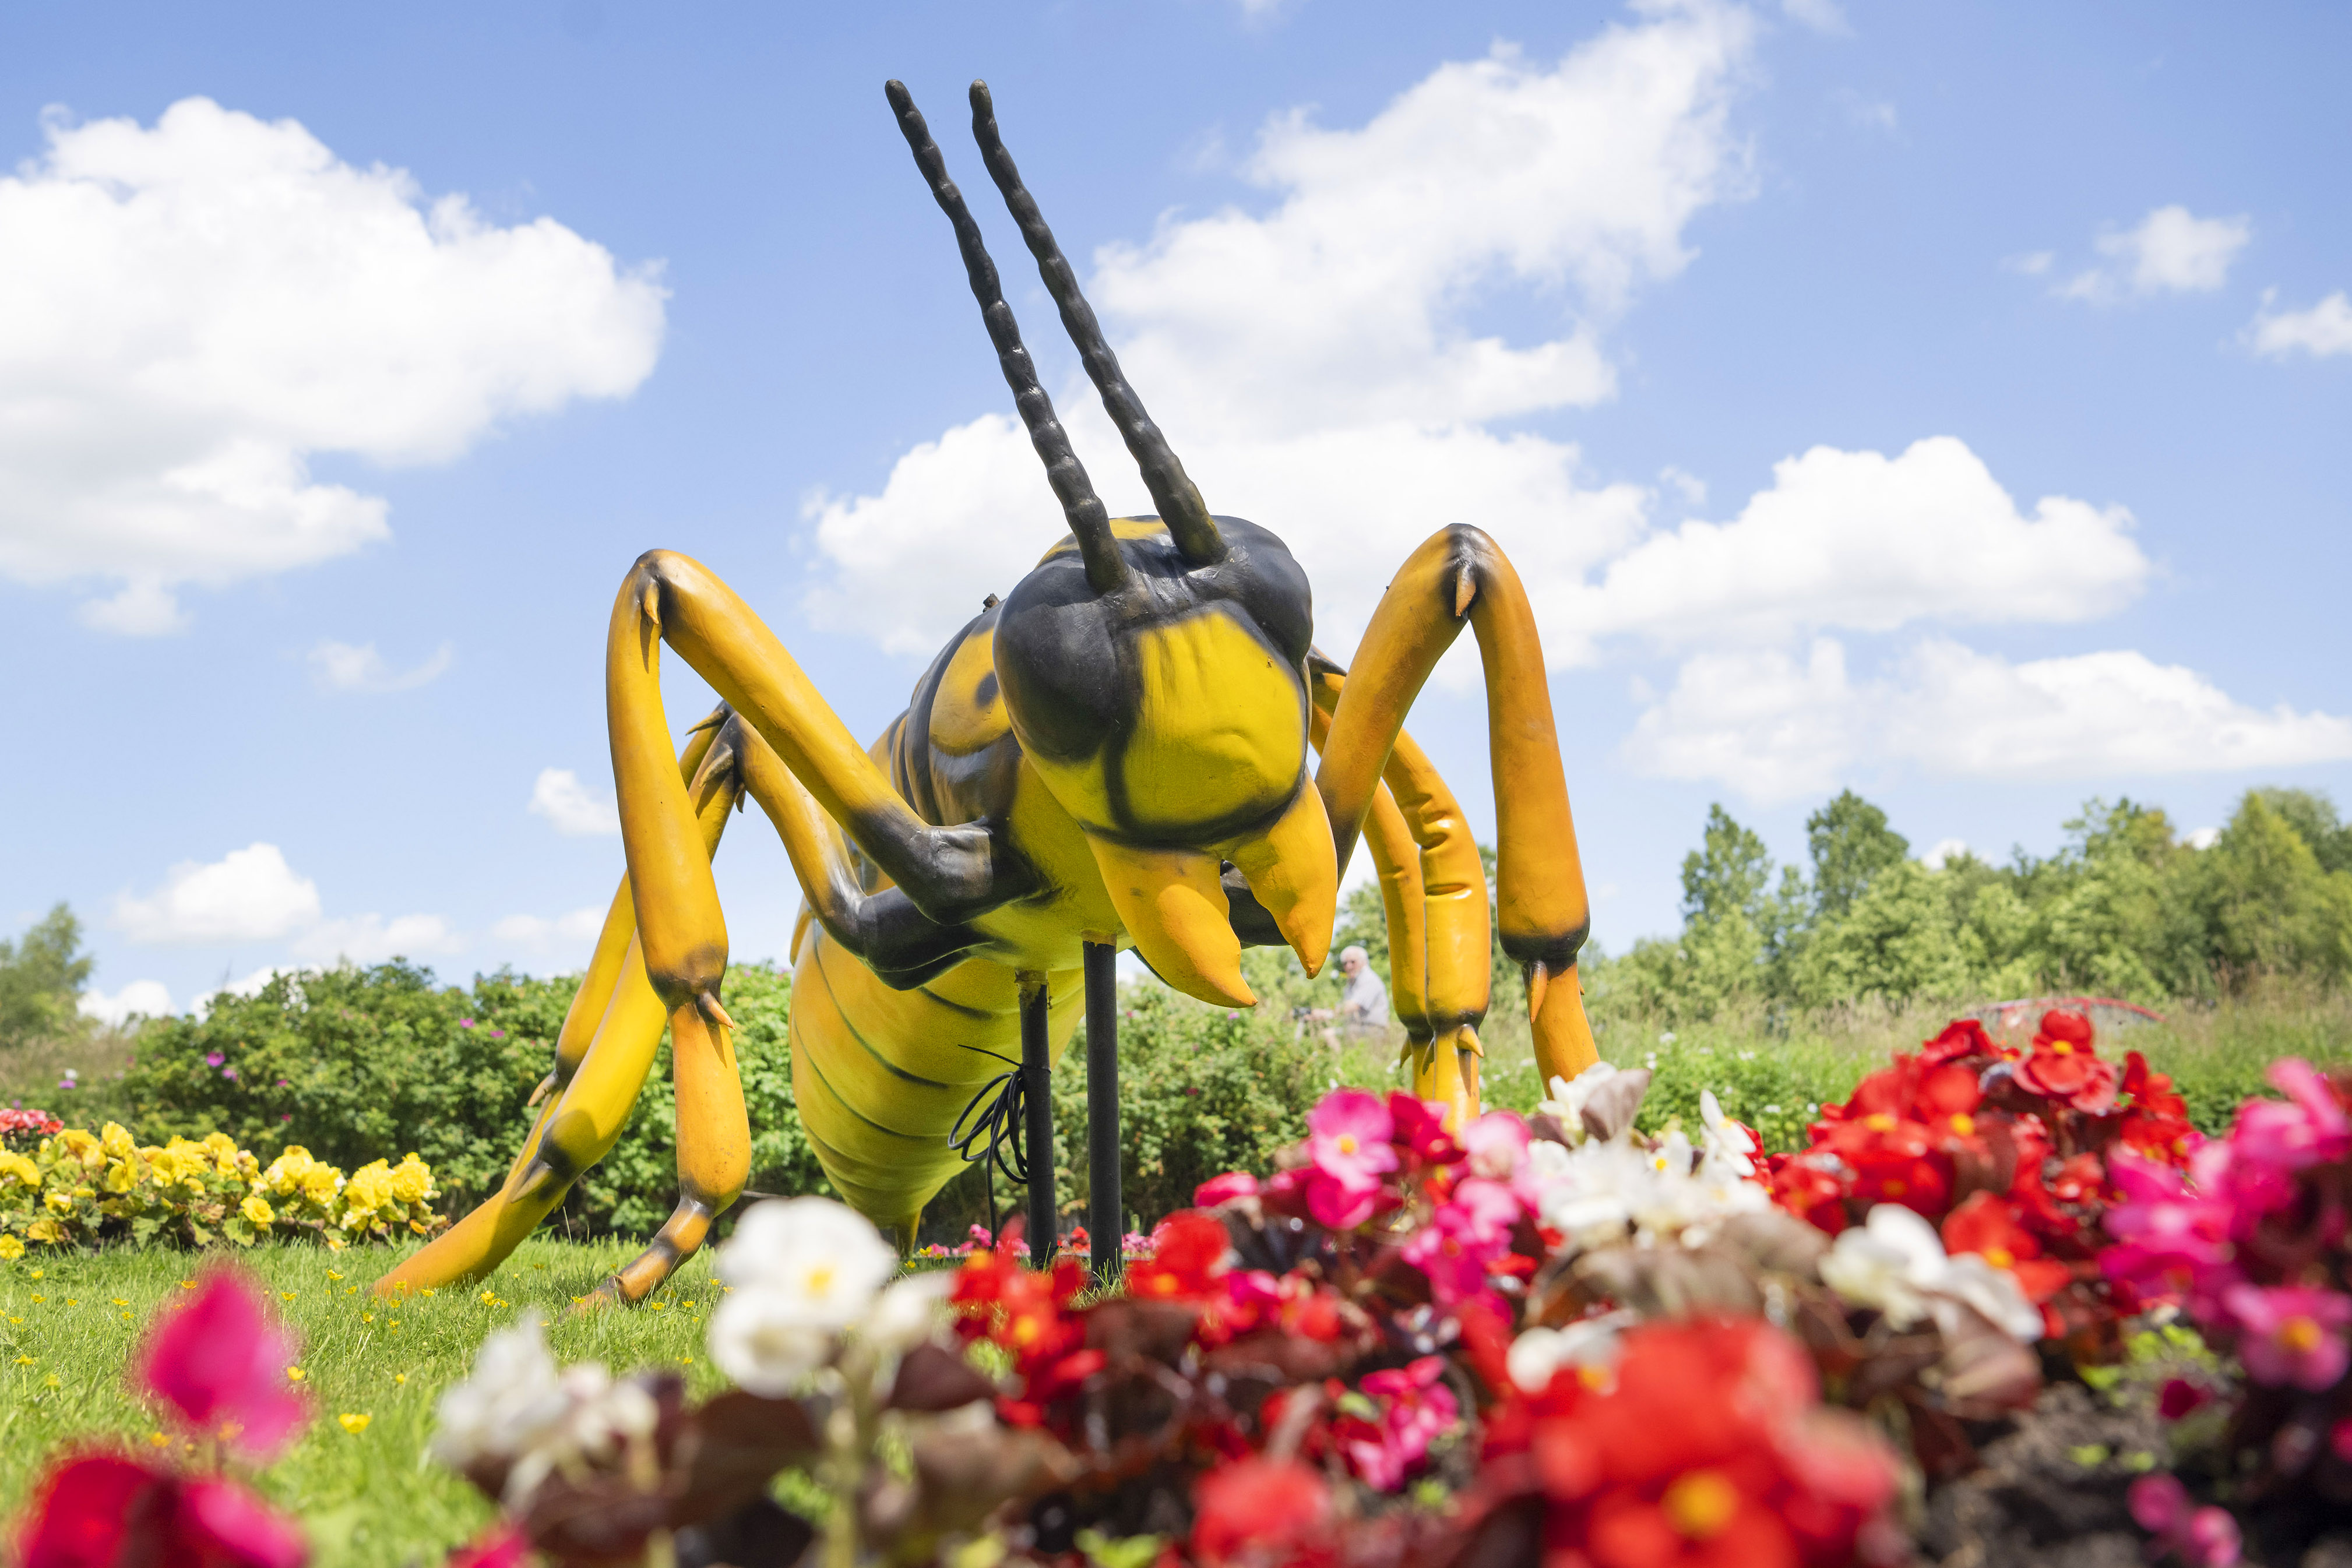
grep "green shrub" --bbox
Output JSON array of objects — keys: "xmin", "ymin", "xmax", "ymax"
[{"xmin": 115, "ymin": 960, "xmax": 818, "ymax": 1233}]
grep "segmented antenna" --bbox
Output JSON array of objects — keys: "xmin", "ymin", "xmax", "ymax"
[
  {"xmin": 885, "ymin": 80, "xmax": 1130, "ymax": 596},
  {"xmin": 967, "ymin": 80, "xmax": 1227, "ymax": 568}
]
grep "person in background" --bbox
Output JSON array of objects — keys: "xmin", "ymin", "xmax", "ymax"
[{"xmin": 1305, "ymin": 945, "xmax": 1389, "ymax": 1044}]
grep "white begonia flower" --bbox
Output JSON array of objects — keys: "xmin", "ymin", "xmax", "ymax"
[
  {"xmin": 1537, "ymin": 1063, "xmax": 1621, "ymax": 1144},
  {"xmin": 432, "ymin": 1315, "xmax": 657, "ymax": 1503},
  {"xmin": 1507, "ymin": 1315, "xmax": 1626, "ymax": 1393},
  {"xmin": 1699, "ymin": 1090, "xmax": 1758, "ymax": 1178},
  {"xmin": 709, "ymin": 1197, "xmax": 901, "ymax": 1393},
  {"xmin": 1816, "ymin": 1204, "xmax": 2044, "ymax": 1343},
  {"xmin": 863, "ymin": 1271, "xmax": 953, "ymax": 1359},
  {"xmin": 1934, "ymin": 1253, "xmax": 2044, "ymax": 1343},
  {"xmin": 1820, "ymin": 1204, "xmax": 1949, "ymax": 1330}
]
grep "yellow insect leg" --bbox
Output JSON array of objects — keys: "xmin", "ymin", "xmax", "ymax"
[
  {"xmin": 374, "ymin": 725, "xmax": 738, "ymax": 1299},
  {"xmin": 1317, "ymin": 526, "xmax": 1600, "ymax": 1108}
]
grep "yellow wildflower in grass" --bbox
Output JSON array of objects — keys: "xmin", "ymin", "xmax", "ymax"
[
  {"xmin": 147, "ymin": 1433, "xmax": 170, "ymax": 1449},
  {"xmin": 44, "ymin": 1374, "xmax": 58, "ymax": 1389},
  {"xmin": 112, "ymin": 1298, "xmax": 127, "ymax": 1306},
  {"xmin": 327, "ymin": 1270, "xmax": 343, "ymax": 1281},
  {"xmin": 179, "ymin": 1280, "xmax": 195, "ymax": 1290},
  {"xmin": 286, "ymin": 1366, "xmax": 305, "ymax": 1383},
  {"xmin": 30, "ymin": 1269, "xmax": 42, "ymax": 1280},
  {"xmin": 279, "ymin": 1292, "xmax": 295, "ymax": 1303},
  {"xmin": 242, "ymin": 1196, "xmax": 274, "ymax": 1227},
  {"xmin": 0, "ymin": 1235, "xmax": 22, "ymax": 1260},
  {"xmin": 362, "ymin": 1313, "xmax": 374, "ymax": 1323},
  {"xmin": 393, "ymin": 1373, "xmax": 406, "ymax": 1385},
  {"xmin": 14, "ymin": 1355, "xmax": 33, "ymax": 1365},
  {"xmin": 337, "ymin": 1414, "xmax": 371, "ymax": 1435}
]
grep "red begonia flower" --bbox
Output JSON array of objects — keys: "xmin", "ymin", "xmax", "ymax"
[
  {"xmin": 1191, "ymin": 1458, "xmax": 1332, "ymax": 1568},
  {"xmin": 16, "ymin": 1453, "xmax": 306, "ymax": 1568}
]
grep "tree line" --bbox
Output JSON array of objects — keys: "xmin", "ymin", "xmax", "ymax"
[{"xmin": 1591, "ymin": 785, "xmax": 2352, "ymax": 1022}]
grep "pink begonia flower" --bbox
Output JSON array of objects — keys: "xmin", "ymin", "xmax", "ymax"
[
  {"xmin": 1460, "ymin": 1112, "xmax": 1530, "ymax": 1182},
  {"xmin": 138, "ymin": 1269, "xmax": 309, "ymax": 1459},
  {"xmin": 1344, "ymin": 1356, "xmax": 1459, "ymax": 1492},
  {"xmin": 1385, "ymin": 1092, "xmax": 1462, "ymax": 1165},
  {"xmin": 1307, "ymin": 1091, "xmax": 1397, "ymax": 1186},
  {"xmin": 2126, "ymin": 1474, "xmax": 2240, "ymax": 1567},
  {"xmin": 2101, "ymin": 1150, "xmax": 2236, "ymax": 1303},
  {"xmin": 1401, "ymin": 1181, "xmax": 1520, "ymax": 1305},
  {"xmin": 17, "ymin": 1453, "xmax": 307, "ymax": 1568},
  {"xmin": 2229, "ymin": 1058, "xmax": 2351, "ymax": 1174},
  {"xmin": 2223, "ymin": 1284, "xmax": 2352, "ymax": 1390},
  {"xmin": 1193, "ymin": 1171, "xmax": 1260, "ymax": 1207}
]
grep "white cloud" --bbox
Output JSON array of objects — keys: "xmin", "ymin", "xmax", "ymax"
[
  {"xmin": 2185, "ymin": 826, "xmax": 2221, "ymax": 851},
  {"xmin": 192, "ymin": 966, "xmax": 289, "ymax": 1019},
  {"xmin": 2059, "ymin": 205, "xmax": 2249, "ymax": 304},
  {"xmin": 79, "ymin": 978, "xmax": 174, "ymax": 1026},
  {"xmin": 0, "ymin": 97, "xmax": 666, "ymax": 632},
  {"xmin": 308, "ymin": 639, "xmax": 455, "ymax": 692},
  {"xmin": 2004, "ymin": 251, "xmax": 2054, "ymax": 277},
  {"xmin": 113, "ymin": 842, "xmax": 322, "ymax": 943},
  {"xmin": 807, "ymin": 5, "xmax": 1758, "ymax": 661},
  {"xmin": 1920, "ymin": 838, "xmax": 1970, "ymax": 872},
  {"xmin": 1546, "ymin": 436, "xmax": 2150, "ymax": 664},
  {"xmin": 491, "ymin": 906, "xmax": 606, "ymax": 948},
  {"xmin": 1833, "ymin": 91, "xmax": 1896, "ymax": 133},
  {"xmin": 294, "ymin": 912, "xmax": 460, "ymax": 964},
  {"xmin": 529, "ymin": 767, "xmax": 620, "ymax": 837},
  {"xmin": 1624, "ymin": 637, "xmax": 2352, "ymax": 801},
  {"xmin": 2245, "ymin": 290, "xmax": 2352, "ymax": 360},
  {"xmin": 111, "ymin": 841, "xmax": 453, "ymax": 964}
]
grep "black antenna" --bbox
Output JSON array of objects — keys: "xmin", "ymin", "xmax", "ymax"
[
  {"xmin": 967, "ymin": 79, "xmax": 1227, "ymax": 568},
  {"xmin": 886, "ymin": 80, "xmax": 1130, "ymax": 595}
]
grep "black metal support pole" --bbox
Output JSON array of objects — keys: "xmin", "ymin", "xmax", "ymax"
[
  {"xmin": 1083, "ymin": 941, "xmax": 1123, "ymax": 1284},
  {"xmin": 1019, "ymin": 974, "xmax": 1055, "ymax": 1264}
]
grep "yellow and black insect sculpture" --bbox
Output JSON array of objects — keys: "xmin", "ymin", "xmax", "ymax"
[{"xmin": 379, "ymin": 80, "xmax": 1601, "ymax": 1305}]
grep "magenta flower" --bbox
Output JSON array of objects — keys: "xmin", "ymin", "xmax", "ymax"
[
  {"xmin": 2101, "ymin": 1150, "xmax": 2235, "ymax": 1303},
  {"xmin": 16, "ymin": 1452, "xmax": 307, "ymax": 1568},
  {"xmin": 1193, "ymin": 1171, "xmax": 1260, "ymax": 1207},
  {"xmin": 1343, "ymin": 1356, "xmax": 1459, "ymax": 1491},
  {"xmin": 2230, "ymin": 1058, "xmax": 2351, "ymax": 1174},
  {"xmin": 1307, "ymin": 1091, "xmax": 1397, "ymax": 1187},
  {"xmin": 203, "ymin": 1053, "xmax": 224, "ymax": 1067},
  {"xmin": 1401, "ymin": 1182, "xmax": 1519, "ymax": 1306},
  {"xmin": 457, "ymin": 1018, "xmax": 475, "ymax": 1028},
  {"xmin": 137, "ymin": 1270, "xmax": 310, "ymax": 1458},
  {"xmin": 2224, "ymin": 1284, "xmax": 2351, "ymax": 1390},
  {"xmin": 1386, "ymin": 1092, "xmax": 1462, "ymax": 1165},
  {"xmin": 1460, "ymin": 1111, "xmax": 1530, "ymax": 1182},
  {"xmin": 2127, "ymin": 1474, "xmax": 2240, "ymax": 1567}
]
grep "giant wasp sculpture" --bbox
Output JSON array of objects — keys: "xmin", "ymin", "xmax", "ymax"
[{"xmin": 379, "ymin": 80, "xmax": 1601, "ymax": 1305}]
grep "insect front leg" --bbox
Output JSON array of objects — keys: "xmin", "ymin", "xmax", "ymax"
[
  {"xmin": 375, "ymin": 725, "xmax": 741, "ymax": 1298},
  {"xmin": 1317, "ymin": 528, "xmax": 1601, "ymax": 1106}
]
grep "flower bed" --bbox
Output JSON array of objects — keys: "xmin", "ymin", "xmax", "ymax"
[
  {"xmin": 9, "ymin": 1013, "xmax": 2350, "ymax": 1566},
  {"xmin": 0, "ymin": 1123, "xmax": 445, "ymax": 1254}
]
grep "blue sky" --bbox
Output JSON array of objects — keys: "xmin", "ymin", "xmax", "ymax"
[{"xmin": 4, "ymin": 1, "xmax": 2348, "ymax": 1021}]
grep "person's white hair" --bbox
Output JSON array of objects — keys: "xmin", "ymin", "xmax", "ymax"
[{"xmin": 1339, "ymin": 945, "xmax": 1368, "ymax": 966}]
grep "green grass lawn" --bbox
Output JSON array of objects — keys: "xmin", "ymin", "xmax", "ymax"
[{"xmin": 0, "ymin": 1238, "xmax": 733, "ymax": 1568}]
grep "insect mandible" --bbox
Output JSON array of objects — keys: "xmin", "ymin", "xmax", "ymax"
[{"xmin": 378, "ymin": 80, "xmax": 1600, "ymax": 1306}]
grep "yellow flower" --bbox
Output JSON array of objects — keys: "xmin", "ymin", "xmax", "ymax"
[
  {"xmin": 388, "ymin": 1156, "xmax": 433, "ymax": 1205},
  {"xmin": 326, "ymin": 1270, "xmax": 344, "ymax": 1281},
  {"xmin": 337, "ymin": 1413, "xmax": 371, "ymax": 1435},
  {"xmin": 301, "ymin": 1165, "xmax": 340, "ymax": 1205},
  {"xmin": 111, "ymin": 1298, "xmax": 127, "ymax": 1306},
  {"xmin": 44, "ymin": 1192, "xmax": 75, "ymax": 1215},
  {"xmin": 1, "ymin": 1151, "xmax": 41, "ymax": 1188},
  {"xmin": 101, "ymin": 1123, "xmax": 136, "ymax": 1161},
  {"xmin": 179, "ymin": 1280, "xmax": 195, "ymax": 1290},
  {"xmin": 58, "ymin": 1129, "xmax": 99, "ymax": 1164},
  {"xmin": 286, "ymin": 1366, "xmax": 305, "ymax": 1383},
  {"xmin": 14, "ymin": 1355, "xmax": 33, "ymax": 1365},
  {"xmin": 279, "ymin": 1291, "xmax": 296, "ymax": 1302},
  {"xmin": 0, "ymin": 1235, "xmax": 23, "ymax": 1260},
  {"xmin": 242, "ymin": 1196, "xmax": 274, "ymax": 1227},
  {"xmin": 102, "ymin": 1160, "xmax": 138, "ymax": 1194},
  {"xmin": 28, "ymin": 1269, "xmax": 42, "ymax": 1280},
  {"xmin": 148, "ymin": 1432, "xmax": 170, "ymax": 1448},
  {"xmin": 26, "ymin": 1220, "xmax": 61, "ymax": 1244},
  {"xmin": 344, "ymin": 1160, "xmax": 395, "ymax": 1213},
  {"xmin": 362, "ymin": 1313, "xmax": 374, "ymax": 1323},
  {"xmin": 393, "ymin": 1372, "xmax": 406, "ymax": 1385},
  {"xmin": 45, "ymin": 1374, "xmax": 59, "ymax": 1388}
]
